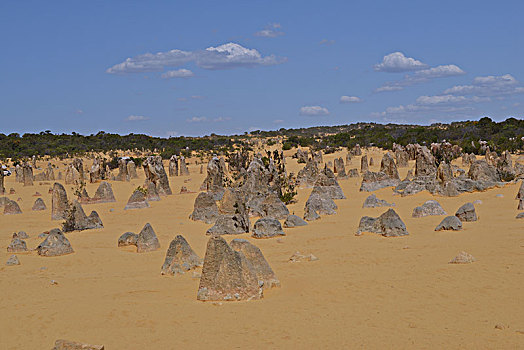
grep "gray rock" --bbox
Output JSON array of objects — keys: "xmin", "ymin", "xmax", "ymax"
[
  {"xmin": 197, "ymin": 235, "xmax": 262, "ymax": 301},
  {"xmin": 297, "ymin": 159, "xmax": 320, "ymax": 187},
  {"xmin": 62, "ymin": 201, "xmax": 103, "ymax": 232},
  {"xmin": 360, "ymin": 154, "xmax": 369, "ymax": 173},
  {"xmin": 356, "ymin": 208, "xmax": 408, "ymax": 237},
  {"xmin": 252, "ymin": 217, "xmax": 285, "ymax": 239},
  {"xmin": 6, "ymin": 255, "xmax": 20, "ymax": 266},
  {"xmin": 231, "ymin": 239, "xmax": 280, "ymax": 288},
  {"xmin": 52, "ymin": 339, "xmax": 104, "ymax": 350},
  {"xmin": 516, "ymin": 181, "xmax": 524, "ymax": 200},
  {"xmin": 455, "ymin": 202, "xmax": 477, "ymax": 222},
  {"xmin": 304, "ymin": 189, "xmax": 337, "ymax": 216},
  {"xmin": 516, "ymin": 212, "xmax": 524, "ymax": 219},
  {"xmin": 52, "ymin": 183, "xmax": 69, "ymax": 220},
  {"xmin": 117, "ymin": 232, "xmax": 138, "ymax": 247},
  {"xmin": 136, "ymin": 223, "xmax": 161, "ymax": 253},
  {"xmin": 303, "ymin": 205, "xmax": 320, "ymax": 221},
  {"xmin": 91, "ymin": 181, "xmax": 116, "ymax": 203},
  {"xmin": 412, "ymin": 200, "xmax": 447, "ymax": 217},
  {"xmin": 124, "ymin": 189, "xmax": 150, "ymax": 210},
  {"xmin": 3, "ymin": 199, "xmax": 22, "ymax": 215},
  {"xmin": 32, "ymin": 197, "xmax": 47, "ymax": 211},
  {"xmin": 161, "ymin": 235, "xmax": 202, "ymax": 275},
  {"xmin": 190, "ymin": 192, "xmax": 219, "ymax": 224},
  {"xmin": 143, "ymin": 156, "xmax": 172, "ymax": 195},
  {"xmin": 36, "ymin": 229, "xmax": 74, "ymax": 257},
  {"xmin": 362, "ymin": 194, "xmax": 394, "ymax": 208},
  {"xmin": 449, "ymin": 251, "xmax": 476, "ymax": 264},
  {"xmin": 348, "ymin": 168, "xmax": 359, "ymax": 177},
  {"xmin": 283, "ymin": 214, "xmax": 308, "ymax": 228},
  {"xmin": 435, "ymin": 216, "xmax": 463, "ymax": 231},
  {"xmin": 7, "ymin": 235, "xmax": 28, "ymax": 253},
  {"xmin": 16, "ymin": 231, "xmax": 29, "ymax": 239}
]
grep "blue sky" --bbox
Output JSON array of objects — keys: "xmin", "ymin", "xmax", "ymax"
[{"xmin": 1, "ymin": 0, "xmax": 523, "ymax": 137}]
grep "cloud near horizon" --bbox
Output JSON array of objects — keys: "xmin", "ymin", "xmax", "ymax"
[
  {"xmin": 374, "ymin": 52, "xmax": 428, "ymax": 72},
  {"xmin": 376, "ymin": 64, "xmax": 466, "ymax": 92},
  {"xmin": 300, "ymin": 105, "xmax": 330, "ymax": 116},
  {"xmin": 161, "ymin": 69, "xmax": 194, "ymax": 79},
  {"xmin": 107, "ymin": 43, "xmax": 286, "ymax": 74},
  {"xmin": 126, "ymin": 115, "xmax": 149, "ymax": 121}
]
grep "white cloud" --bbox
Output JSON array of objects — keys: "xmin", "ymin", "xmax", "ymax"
[
  {"xmin": 273, "ymin": 119, "xmax": 284, "ymax": 124},
  {"xmin": 191, "ymin": 95, "xmax": 205, "ymax": 100},
  {"xmin": 374, "ymin": 52, "xmax": 428, "ymax": 72},
  {"xmin": 444, "ymin": 74, "xmax": 524, "ymax": 97},
  {"xmin": 300, "ymin": 106, "xmax": 330, "ymax": 116},
  {"xmin": 186, "ymin": 116, "xmax": 207, "ymax": 123},
  {"xmin": 126, "ymin": 115, "xmax": 149, "ymax": 121},
  {"xmin": 213, "ymin": 117, "xmax": 231, "ymax": 122},
  {"xmin": 254, "ymin": 23, "xmax": 284, "ymax": 38},
  {"xmin": 161, "ymin": 69, "xmax": 194, "ymax": 79},
  {"xmin": 340, "ymin": 96, "xmax": 362, "ymax": 103},
  {"xmin": 75, "ymin": 109, "xmax": 83, "ymax": 115},
  {"xmin": 107, "ymin": 43, "xmax": 286, "ymax": 74},
  {"xmin": 375, "ymin": 64, "xmax": 466, "ymax": 92}
]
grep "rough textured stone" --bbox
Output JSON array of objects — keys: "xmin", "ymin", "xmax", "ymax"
[
  {"xmin": 516, "ymin": 181, "xmax": 524, "ymax": 200},
  {"xmin": 360, "ymin": 154, "xmax": 369, "ymax": 173},
  {"xmin": 199, "ymin": 157, "xmax": 229, "ymax": 197},
  {"xmin": 91, "ymin": 181, "xmax": 116, "ymax": 203},
  {"xmin": 415, "ymin": 146, "xmax": 437, "ymax": 177},
  {"xmin": 362, "ymin": 194, "xmax": 394, "ymax": 208},
  {"xmin": 169, "ymin": 155, "xmax": 179, "ymax": 177},
  {"xmin": 52, "ymin": 339, "xmax": 104, "ymax": 350},
  {"xmin": 412, "ymin": 200, "xmax": 447, "ymax": 217},
  {"xmin": 136, "ymin": 223, "xmax": 161, "ymax": 253},
  {"xmin": 124, "ymin": 190, "xmax": 150, "ymax": 210},
  {"xmin": 313, "ymin": 166, "xmax": 345, "ymax": 199},
  {"xmin": 435, "ymin": 216, "xmax": 463, "ymax": 231},
  {"xmin": 356, "ymin": 209, "xmax": 408, "ymax": 237},
  {"xmin": 468, "ymin": 160, "xmax": 500, "ymax": 183},
  {"xmin": 52, "ymin": 183, "xmax": 69, "ymax": 220},
  {"xmin": 297, "ymin": 159, "xmax": 320, "ymax": 187},
  {"xmin": 516, "ymin": 212, "xmax": 524, "ymax": 219},
  {"xmin": 283, "ymin": 214, "xmax": 308, "ymax": 228},
  {"xmin": 6, "ymin": 255, "xmax": 20, "ymax": 266},
  {"xmin": 518, "ymin": 199, "xmax": 524, "ymax": 211},
  {"xmin": 117, "ymin": 232, "xmax": 138, "ymax": 247},
  {"xmin": 161, "ymin": 235, "xmax": 202, "ymax": 275},
  {"xmin": 304, "ymin": 189, "xmax": 337, "ymax": 216},
  {"xmin": 190, "ymin": 192, "xmax": 219, "ymax": 224},
  {"xmin": 197, "ymin": 236, "xmax": 262, "ymax": 301},
  {"xmin": 303, "ymin": 205, "xmax": 320, "ymax": 221},
  {"xmin": 179, "ymin": 156, "xmax": 190, "ymax": 176},
  {"xmin": 22, "ymin": 163, "xmax": 34, "ymax": 186},
  {"xmin": 63, "ymin": 201, "xmax": 103, "ymax": 232},
  {"xmin": 348, "ymin": 168, "xmax": 359, "ymax": 177},
  {"xmin": 16, "ymin": 231, "xmax": 29, "ymax": 239},
  {"xmin": 7, "ymin": 235, "xmax": 28, "ymax": 253},
  {"xmin": 455, "ymin": 202, "xmax": 477, "ymax": 222},
  {"xmin": 252, "ymin": 191, "xmax": 289, "ymax": 220},
  {"xmin": 4, "ymin": 199, "xmax": 22, "ymax": 215},
  {"xmin": 143, "ymin": 156, "xmax": 172, "ymax": 195},
  {"xmin": 36, "ymin": 229, "xmax": 74, "ymax": 257},
  {"xmin": 449, "ymin": 251, "xmax": 476, "ymax": 264},
  {"xmin": 231, "ymin": 239, "xmax": 280, "ymax": 288},
  {"xmin": 145, "ymin": 180, "xmax": 161, "ymax": 201},
  {"xmin": 359, "ymin": 170, "xmax": 400, "ymax": 192},
  {"xmin": 380, "ymin": 153, "xmax": 400, "ymax": 180},
  {"xmin": 116, "ymin": 158, "xmax": 129, "ymax": 182},
  {"xmin": 127, "ymin": 160, "xmax": 138, "ymax": 179},
  {"xmin": 206, "ymin": 211, "xmax": 250, "ymax": 235},
  {"xmin": 289, "ymin": 252, "xmax": 319, "ymax": 262},
  {"xmin": 252, "ymin": 217, "xmax": 285, "ymax": 239}
]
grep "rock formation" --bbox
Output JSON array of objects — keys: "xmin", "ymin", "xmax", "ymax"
[
  {"xmin": 412, "ymin": 200, "xmax": 447, "ymax": 217},
  {"xmin": 91, "ymin": 181, "xmax": 116, "ymax": 203},
  {"xmin": 435, "ymin": 216, "xmax": 463, "ymax": 231},
  {"xmin": 362, "ymin": 194, "xmax": 394, "ymax": 208},
  {"xmin": 252, "ymin": 217, "xmax": 285, "ymax": 239},
  {"xmin": 143, "ymin": 156, "xmax": 172, "ymax": 195},
  {"xmin": 283, "ymin": 214, "xmax": 308, "ymax": 227},
  {"xmin": 62, "ymin": 201, "xmax": 103, "ymax": 232},
  {"xmin": 190, "ymin": 192, "xmax": 219, "ymax": 224},
  {"xmin": 169, "ymin": 155, "xmax": 179, "ymax": 176},
  {"xmin": 124, "ymin": 189, "xmax": 150, "ymax": 210},
  {"xmin": 179, "ymin": 156, "xmax": 190, "ymax": 176},
  {"xmin": 161, "ymin": 235, "xmax": 202, "ymax": 275},
  {"xmin": 231, "ymin": 239, "xmax": 280, "ymax": 288},
  {"xmin": 3, "ymin": 199, "xmax": 22, "ymax": 215},
  {"xmin": 356, "ymin": 209, "xmax": 408, "ymax": 237},
  {"xmin": 449, "ymin": 251, "xmax": 476, "ymax": 264},
  {"xmin": 32, "ymin": 197, "xmax": 47, "ymax": 211},
  {"xmin": 36, "ymin": 229, "xmax": 74, "ymax": 257},
  {"xmin": 455, "ymin": 202, "xmax": 477, "ymax": 222},
  {"xmin": 52, "ymin": 183, "xmax": 69, "ymax": 220}
]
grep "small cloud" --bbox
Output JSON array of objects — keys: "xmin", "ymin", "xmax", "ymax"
[
  {"xmin": 177, "ymin": 97, "xmax": 188, "ymax": 102},
  {"xmin": 161, "ymin": 69, "xmax": 194, "ymax": 79},
  {"xmin": 374, "ymin": 52, "xmax": 428, "ymax": 72},
  {"xmin": 254, "ymin": 23, "xmax": 284, "ymax": 38},
  {"xmin": 126, "ymin": 115, "xmax": 149, "ymax": 121},
  {"xmin": 273, "ymin": 119, "xmax": 284, "ymax": 124},
  {"xmin": 166, "ymin": 131, "xmax": 179, "ymax": 137},
  {"xmin": 299, "ymin": 105, "xmax": 330, "ymax": 116},
  {"xmin": 319, "ymin": 39, "xmax": 335, "ymax": 46},
  {"xmin": 186, "ymin": 116, "xmax": 208, "ymax": 123},
  {"xmin": 213, "ymin": 117, "xmax": 231, "ymax": 122},
  {"xmin": 191, "ymin": 95, "xmax": 205, "ymax": 100},
  {"xmin": 375, "ymin": 85, "xmax": 404, "ymax": 92},
  {"xmin": 340, "ymin": 96, "xmax": 362, "ymax": 103},
  {"xmin": 75, "ymin": 109, "xmax": 83, "ymax": 115}
]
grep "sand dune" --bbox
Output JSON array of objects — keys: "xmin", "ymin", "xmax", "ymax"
[{"xmin": 1, "ymin": 149, "xmax": 523, "ymax": 349}]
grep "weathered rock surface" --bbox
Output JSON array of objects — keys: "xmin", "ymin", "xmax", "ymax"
[
  {"xmin": 251, "ymin": 191, "xmax": 289, "ymax": 220},
  {"xmin": 231, "ymin": 239, "xmax": 280, "ymax": 288},
  {"xmin": 297, "ymin": 159, "xmax": 320, "ymax": 187},
  {"xmin": 304, "ymin": 189, "xmax": 337, "ymax": 216},
  {"xmin": 362, "ymin": 194, "xmax": 394, "ymax": 208},
  {"xmin": 199, "ymin": 157, "xmax": 229, "ymax": 198},
  {"xmin": 190, "ymin": 192, "xmax": 219, "ymax": 224},
  {"xmin": 252, "ymin": 217, "xmax": 285, "ymax": 239},
  {"xmin": 455, "ymin": 202, "xmax": 477, "ymax": 222},
  {"xmin": 124, "ymin": 190, "xmax": 150, "ymax": 210},
  {"xmin": 52, "ymin": 339, "xmax": 104, "ymax": 350},
  {"xmin": 4, "ymin": 199, "xmax": 22, "ymax": 215},
  {"xmin": 143, "ymin": 156, "xmax": 172, "ymax": 195},
  {"xmin": 412, "ymin": 200, "xmax": 447, "ymax": 218},
  {"xmin": 516, "ymin": 212, "xmax": 524, "ymax": 219},
  {"xmin": 6, "ymin": 255, "xmax": 20, "ymax": 266},
  {"xmin": 169, "ymin": 155, "xmax": 179, "ymax": 177},
  {"xmin": 435, "ymin": 216, "xmax": 463, "ymax": 231},
  {"xmin": 63, "ymin": 201, "xmax": 103, "ymax": 232},
  {"xmin": 91, "ymin": 181, "xmax": 116, "ymax": 203},
  {"xmin": 179, "ymin": 156, "xmax": 190, "ymax": 176},
  {"xmin": 52, "ymin": 183, "xmax": 69, "ymax": 220},
  {"xmin": 356, "ymin": 209, "xmax": 408, "ymax": 237},
  {"xmin": 32, "ymin": 197, "xmax": 47, "ymax": 211},
  {"xmin": 449, "ymin": 251, "xmax": 476, "ymax": 264},
  {"xmin": 360, "ymin": 154, "xmax": 369, "ymax": 173},
  {"xmin": 197, "ymin": 236, "xmax": 262, "ymax": 301},
  {"xmin": 161, "ymin": 235, "xmax": 202, "ymax": 275},
  {"xmin": 283, "ymin": 214, "xmax": 308, "ymax": 228},
  {"xmin": 7, "ymin": 235, "xmax": 28, "ymax": 253},
  {"xmin": 117, "ymin": 232, "xmax": 138, "ymax": 247},
  {"xmin": 36, "ymin": 229, "xmax": 74, "ymax": 257},
  {"xmin": 136, "ymin": 223, "xmax": 161, "ymax": 253},
  {"xmin": 289, "ymin": 252, "xmax": 319, "ymax": 262}
]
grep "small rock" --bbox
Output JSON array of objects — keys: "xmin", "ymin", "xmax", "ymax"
[
  {"xmin": 449, "ymin": 251, "xmax": 476, "ymax": 264},
  {"xmin": 6, "ymin": 255, "xmax": 20, "ymax": 266}
]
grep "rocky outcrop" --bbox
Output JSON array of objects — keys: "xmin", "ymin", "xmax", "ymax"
[
  {"xmin": 412, "ymin": 200, "xmax": 447, "ymax": 217},
  {"xmin": 360, "ymin": 155, "xmax": 368, "ymax": 173},
  {"xmin": 356, "ymin": 209, "xmax": 408, "ymax": 237},
  {"xmin": 455, "ymin": 202, "xmax": 477, "ymax": 222},
  {"xmin": 117, "ymin": 232, "xmax": 138, "ymax": 247},
  {"xmin": 297, "ymin": 159, "xmax": 320, "ymax": 188},
  {"xmin": 22, "ymin": 163, "xmax": 34, "ymax": 186},
  {"xmin": 62, "ymin": 201, "xmax": 103, "ymax": 232},
  {"xmin": 161, "ymin": 235, "xmax": 202, "ymax": 275},
  {"xmin": 143, "ymin": 156, "xmax": 172, "ymax": 195},
  {"xmin": 250, "ymin": 191, "xmax": 289, "ymax": 220},
  {"xmin": 415, "ymin": 146, "xmax": 437, "ymax": 177},
  {"xmin": 169, "ymin": 155, "xmax": 179, "ymax": 177},
  {"xmin": 136, "ymin": 223, "xmax": 161, "ymax": 253},
  {"xmin": 179, "ymin": 156, "xmax": 190, "ymax": 176},
  {"xmin": 304, "ymin": 189, "xmax": 337, "ymax": 216},
  {"xmin": 127, "ymin": 160, "xmax": 138, "ymax": 179},
  {"xmin": 313, "ymin": 166, "xmax": 345, "ymax": 199},
  {"xmin": 231, "ymin": 239, "xmax": 280, "ymax": 288},
  {"xmin": 32, "ymin": 198, "xmax": 47, "ymax": 211},
  {"xmin": 449, "ymin": 251, "xmax": 476, "ymax": 264},
  {"xmin": 91, "ymin": 181, "xmax": 116, "ymax": 203},
  {"xmin": 6, "ymin": 255, "xmax": 20, "ymax": 266},
  {"xmin": 124, "ymin": 189, "xmax": 150, "ymax": 210},
  {"xmin": 362, "ymin": 194, "xmax": 394, "ymax": 208},
  {"xmin": 36, "ymin": 229, "xmax": 74, "ymax": 257},
  {"xmin": 252, "ymin": 217, "xmax": 285, "ymax": 239},
  {"xmin": 116, "ymin": 158, "xmax": 129, "ymax": 182},
  {"xmin": 435, "ymin": 216, "xmax": 462, "ymax": 231},
  {"xmin": 283, "ymin": 214, "xmax": 308, "ymax": 228},
  {"xmin": 199, "ymin": 157, "xmax": 229, "ymax": 199},
  {"xmin": 197, "ymin": 236, "xmax": 262, "ymax": 301},
  {"xmin": 189, "ymin": 192, "xmax": 219, "ymax": 224},
  {"xmin": 52, "ymin": 183, "xmax": 69, "ymax": 220},
  {"xmin": 7, "ymin": 234, "xmax": 28, "ymax": 253},
  {"xmin": 3, "ymin": 199, "xmax": 22, "ymax": 215}
]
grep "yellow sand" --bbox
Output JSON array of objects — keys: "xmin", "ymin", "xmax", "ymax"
[{"xmin": 1, "ymin": 150, "xmax": 523, "ymax": 349}]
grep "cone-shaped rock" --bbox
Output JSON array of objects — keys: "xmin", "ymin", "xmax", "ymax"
[
  {"xmin": 449, "ymin": 251, "xmax": 476, "ymax": 264},
  {"xmin": 357, "ymin": 209, "xmax": 408, "ymax": 237},
  {"xmin": 161, "ymin": 235, "xmax": 202, "ymax": 275},
  {"xmin": 136, "ymin": 223, "xmax": 160, "ymax": 253},
  {"xmin": 36, "ymin": 229, "xmax": 74, "ymax": 257},
  {"xmin": 197, "ymin": 236, "xmax": 262, "ymax": 301},
  {"xmin": 7, "ymin": 235, "xmax": 28, "ymax": 253},
  {"xmin": 118, "ymin": 232, "xmax": 138, "ymax": 247},
  {"xmin": 6, "ymin": 255, "xmax": 20, "ymax": 266},
  {"xmin": 362, "ymin": 194, "xmax": 394, "ymax": 208},
  {"xmin": 124, "ymin": 190, "xmax": 150, "ymax": 210},
  {"xmin": 63, "ymin": 201, "xmax": 103, "ymax": 232},
  {"xmin": 143, "ymin": 156, "xmax": 172, "ymax": 195},
  {"xmin": 252, "ymin": 217, "xmax": 285, "ymax": 239},
  {"xmin": 92, "ymin": 181, "xmax": 116, "ymax": 203},
  {"xmin": 52, "ymin": 183, "xmax": 69, "ymax": 220},
  {"xmin": 412, "ymin": 200, "xmax": 447, "ymax": 217},
  {"xmin": 32, "ymin": 197, "xmax": 47, "ymax": 211},
  {"xmin": 455, "ymin": 203, "xmax": 477, "ymax": 222},
  {"xmin": 435, "ymin": 216, "xmax": 463, "ymax": 231},
  {"xmin": 190, "ymin": 192, "xmax": 219, "ymax": 224},
  {"xmin": 3, "ymin": 199, "xmax": 22, "ymax": 215},
  {"xmin": 231, "ymin": 239, "xmax": 280, "ymax": 288},
  {"xmin": 284, "ymin": 214, "xmax": 308, "ymax": 228}
]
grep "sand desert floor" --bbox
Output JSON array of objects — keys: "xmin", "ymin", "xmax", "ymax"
[{"xmin": 1, "ymin": 149, "xmax": 523, "ymax": 349}]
